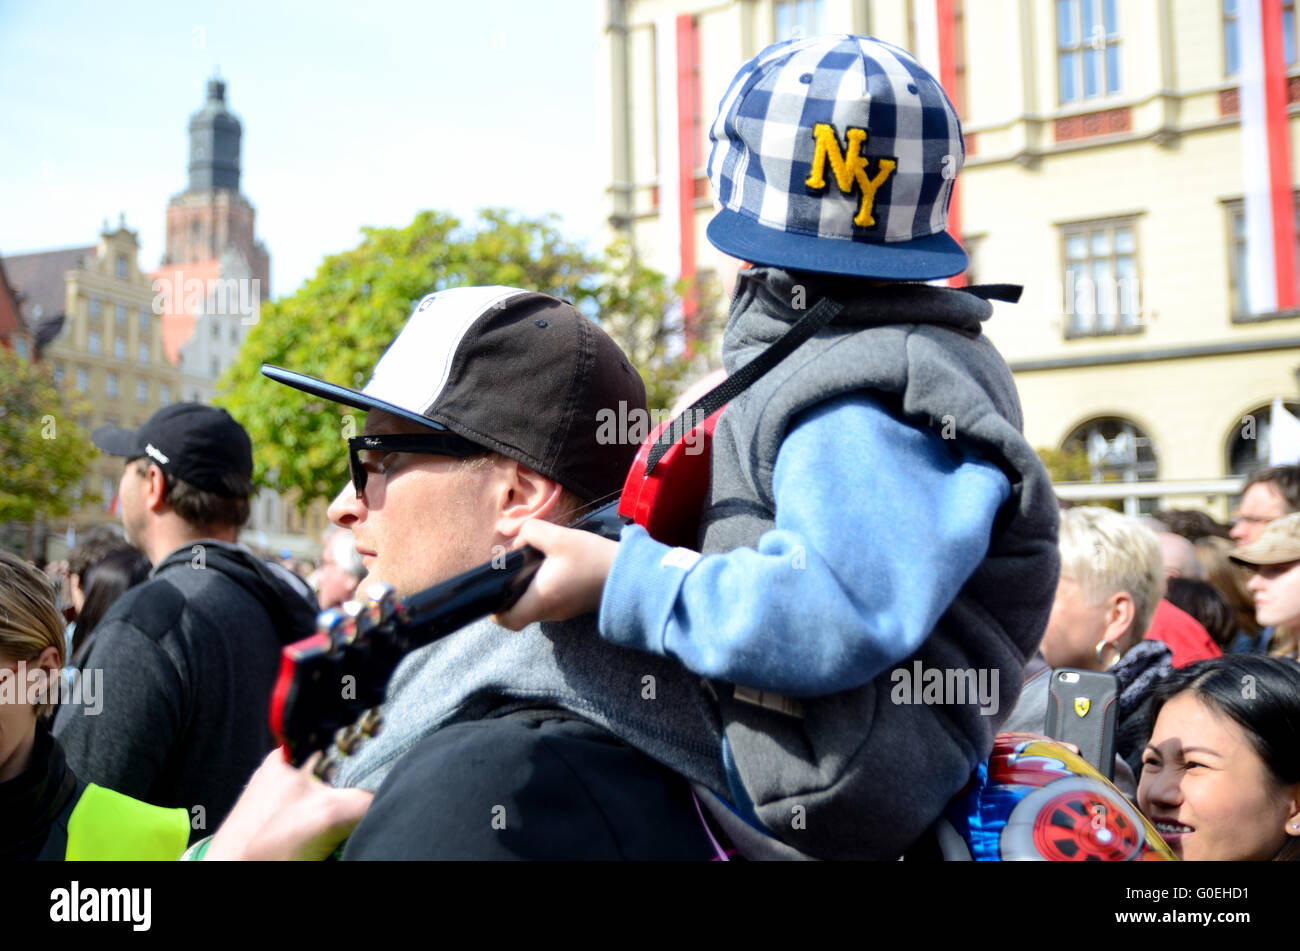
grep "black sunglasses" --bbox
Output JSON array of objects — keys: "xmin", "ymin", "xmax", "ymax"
[{"xmin": 347, "ymin": 431, "xmax": 486, "ymax": 501}]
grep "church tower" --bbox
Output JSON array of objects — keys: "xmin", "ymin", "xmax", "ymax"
[{"xmin": 161, "ymin": 77, "xmax": 270, "ymax": 293}]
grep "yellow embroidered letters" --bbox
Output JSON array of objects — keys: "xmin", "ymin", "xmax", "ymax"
[{"xmin": 804, "ymin": 123, "xmax": 897, "ymax": 228}]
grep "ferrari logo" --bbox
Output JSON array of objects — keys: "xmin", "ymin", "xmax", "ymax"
[{"xmin": 1075, "ymin": 697, "xmax": 1091, "ymax": 718}]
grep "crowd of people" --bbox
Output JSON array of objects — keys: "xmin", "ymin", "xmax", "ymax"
[{"xmin": 3, "ymin": 33, "xmax": 1299, "ymax": 862}]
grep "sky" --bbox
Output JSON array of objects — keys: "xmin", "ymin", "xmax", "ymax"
[{"xmin": 0, "ymin": 0, "xmax": 606, "ymax": 298}]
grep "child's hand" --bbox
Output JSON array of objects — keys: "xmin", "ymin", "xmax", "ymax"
[{"xmin": 493, "ymin": 519, "xmax": 618, "ymax": 630}]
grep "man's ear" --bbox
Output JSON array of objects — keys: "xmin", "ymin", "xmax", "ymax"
[
  {"xmin": 493, "ymin": 461, "xmax": 566, "ymax": 538},
  {"xmin": 143, "ymin": 463, "xmax": 169, "ymax": 513}
]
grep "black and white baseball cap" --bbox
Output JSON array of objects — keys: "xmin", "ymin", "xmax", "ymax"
[
  {"xmin": 707, "ymin": 34, "xmax": 967, "ymax": 280},
  {"xmin": 92, "ymin": 403, "xmax": 254, "ymax": 494},
  {"xmin": 263, "ymin": 287, "xmax": 647, "ymax": 502}
]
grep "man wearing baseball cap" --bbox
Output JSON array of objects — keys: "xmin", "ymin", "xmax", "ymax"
[
  {"xmin": 500, "ymin": 35, "xmax": 1061, "ymax": 858},
  {"xmin": 52, "ymin": 403, "xmax": 318, "ymax": 841},
  {"xmin": 1231, "ymin": 512, "xmax": 1300, "ymax": 660},
  {"xmin": 201, "ymin": 287, "xmax": 724, "ymax": 859}
]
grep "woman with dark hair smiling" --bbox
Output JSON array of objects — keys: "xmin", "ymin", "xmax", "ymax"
[{"xmin": 1137, "ymin": 655, "xmax": 1300, "ymax": 861}]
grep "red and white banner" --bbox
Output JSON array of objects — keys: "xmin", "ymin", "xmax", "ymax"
[
  {"xmin": 913, "ymin": 0, "xmax": 964, "ymax": 287},
  {"xmin": 1238, "ymin": 0, "xmax": 1297, "ymax": 313}
]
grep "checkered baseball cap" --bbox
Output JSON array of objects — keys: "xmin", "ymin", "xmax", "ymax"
[{"xmin": 707, "ymin": 35, "xmax": 966, "ymax": 281}]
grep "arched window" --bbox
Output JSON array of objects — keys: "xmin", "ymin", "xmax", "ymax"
[
  {"xmin": 1226, "ymin": 401, "xmax": 1300, "ymax": 476},
  {"xmin": 1061, "ymin": 416, "xmax": 1159, "ymax": 515}
]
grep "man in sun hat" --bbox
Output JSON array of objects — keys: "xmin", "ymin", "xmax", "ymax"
[
  {"xmin": 53, "ymin": 403, "xmax": 319, "ymax": 842},
  {"xmin": 496, "ymin": 35, "xmax": 1060, "ymax": 859},
  {"xmin": 199, "ymin": 287, "xmax": 725, "ymax": 859},
  {"xmin": 1230, "ymin": 513, "xmax": 1300, "ymax": 660}
]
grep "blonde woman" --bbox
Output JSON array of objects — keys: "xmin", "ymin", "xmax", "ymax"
[
  {"xmin": 1031, "ymin": 507, "xmax": 1175, "ymax": 780},
  {"xmin": 0, "ymin": 550, "xmax": 189, "ymax": 860}
]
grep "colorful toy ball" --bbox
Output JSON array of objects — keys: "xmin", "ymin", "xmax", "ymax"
[{"xmin": 941, "ymin": 733, "xmax": 1176, "ymax": 861}]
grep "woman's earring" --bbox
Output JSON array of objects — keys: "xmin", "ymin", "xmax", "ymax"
[{"xmin": 1094, "ymin": 639, "xmax": 1121, "ymax": 670}]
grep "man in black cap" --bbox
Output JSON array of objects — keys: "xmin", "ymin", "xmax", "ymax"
[
  {"xmin": 200, "ymin": 286, "xmax": 723, "ymax": 859},
  {"xmin": 53, "ymin": 403, "xmax": 318, "ymax": 841}
]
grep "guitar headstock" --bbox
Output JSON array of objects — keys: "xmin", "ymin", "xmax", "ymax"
[{"xmin": 270, "ymin": 582, "xmax": 404, "ymax": 771}]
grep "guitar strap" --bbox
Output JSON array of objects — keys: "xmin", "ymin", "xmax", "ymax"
[{"xmin": 642, "ymin": 283, "xmax": 1023, "ymax": 476}]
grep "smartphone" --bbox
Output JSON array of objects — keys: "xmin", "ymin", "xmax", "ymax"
[{"xmin": 1044, "ymin": 668, "xmax": 1119, "ymax": 781}]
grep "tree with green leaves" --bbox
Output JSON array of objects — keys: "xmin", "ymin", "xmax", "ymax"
[
  {"xmin": 0, "ymin": 347, "xmax": 99, "ymax": 541},
  {"xmin": 218, "ymin": 209, "xmax": 722, "ymax": 504}
]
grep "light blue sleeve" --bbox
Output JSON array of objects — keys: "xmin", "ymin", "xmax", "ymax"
[{"xmin": 597, "ymin": 391, "xmax": 1012, "ymax": 696}]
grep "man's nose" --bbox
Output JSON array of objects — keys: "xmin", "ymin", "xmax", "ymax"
[{"xmin": 327, "ymin": 482, "xmax": 363, "ymax": 528}]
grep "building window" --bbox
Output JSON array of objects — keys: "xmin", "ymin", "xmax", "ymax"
[
  {"xmin": 1224, "ymin": 0, "xmax": 1297, "ymax": 76},
  {"xmin": 774, "ymin": 0, "xmax": 824, "ymax": 41},
  {"xmin": 211, "ymin": 357, "xmax": 220, "ymax": 377},
  {"xmin": 211, "ymin": 320, "xmax": 220, "ymax": 339},
  {"xmin": 1061, "ymin": 218, "xmax": 1140, "ymax": 335},
  {"xmin": 104, "ymin": 477, "xmax": 116, "ymax": 512},
  {"xmin": 114, "ymin": 336, "xmax": 126, "ymax": 359},
  {"xmin": 53, "ymin": 362, "xmax": 64, "ymax": 385},
  {"xmin": 139, "ymin": 307, "xmax": 150, "ymax": 333},
  {"xmin": 106, "ymin": 372, "xmax": 118, "ymax": 399},
  {"xmin": 1062, "ymin": 416, "xmax": 1159, "ymax": 516},
  {"xmin": 89, "ymin": 298, "xmax": 100, "ymax": 319},
  {"xmin": 116, "ymin": 303, "xmax": 126, "ymax": 327},
  {"xmin": 88, "ymin": 331, "xmax": 101, "ymax": 355},
  {"xmin": 160, "ymin": 384, "xmax": 171, "ymax": 407},
  {"xmin": 1228, "ymin": 401, "xmax": 1300, "ymax": 474},
  {"xmin": 136, "ymin": 380, "xmax": 149, "ymax": 404},
  {"xmin": 1226, "ymin": 197, "xmax": 1300, "ymax": 317},
  {"xmin": 1057, "ymin": 0, "xmax": 1121, "ymax": 105},
  {"xmin": 139, "ymin": 341, "xmax": 150, "ymax": 364},
  {"xmin": 116, "ymin": 254, "xmax": 127, "ymax": 279},
  {"xmin": 1225, "ymin": 0, "xmax": 1241, "ymax": 74},
  {"xmin": 75, "ymin": 367, "xmax": 88, "ymax": 392}
]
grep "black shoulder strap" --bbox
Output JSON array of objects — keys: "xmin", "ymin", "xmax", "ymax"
[
  {"xmin": 643, "ymin": 283, "xmax": 1022, "ymax": 476},
  {"xmin": 644, "ymin": 296, "xmax": 844, "ymax": 474}
]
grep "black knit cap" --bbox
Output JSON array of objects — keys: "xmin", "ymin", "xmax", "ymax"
[
  {"xmin": 92, "ymin": 403, "xmax": 253, "ymax": 494},
  {"xmin": 263, "ymin": 287, "xmax": 647, "ymax": 502}
]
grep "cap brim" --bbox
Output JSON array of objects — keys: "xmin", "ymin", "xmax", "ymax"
[
  {"xmin": 707, "ymin": 208, "xmax": 968, "ymax": 281},
  {"xmin": 261, "ymin": 365, "xmax": 453, "ymax": 432},
  {"xmin": 1228, "ymin": 548, "xmax": 1300, "ymax": 567},
  {"xmin": 91, "ymin": 423, "xmax": 143, "ymax": 457}
]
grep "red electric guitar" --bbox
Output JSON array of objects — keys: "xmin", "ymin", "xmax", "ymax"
[{"xmin": 269, "ymin": 406, "xmax": 725, "ymax": 776}]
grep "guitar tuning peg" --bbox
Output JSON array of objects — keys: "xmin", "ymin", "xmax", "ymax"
[
  {"xmin": 314, "ymin": 606, "xmax": 345, "ymax": 640},
  {"xmin": 315, "ymin": 752, "xmax": 339, "ymax": 783},
  {"xmin": 334, "ymin": 723, "xmax": 363, "ymax": 756},
  {"xmin": 334, "ymin": 600, "xmax": 364, "ymax": 644},
  {"xmin": 359, "ymin": 707, "xmax": 384, "ymax": 737},
  {"xmin": 362, "ymin": 581, "xmax": 395, "ymax": 606}
]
